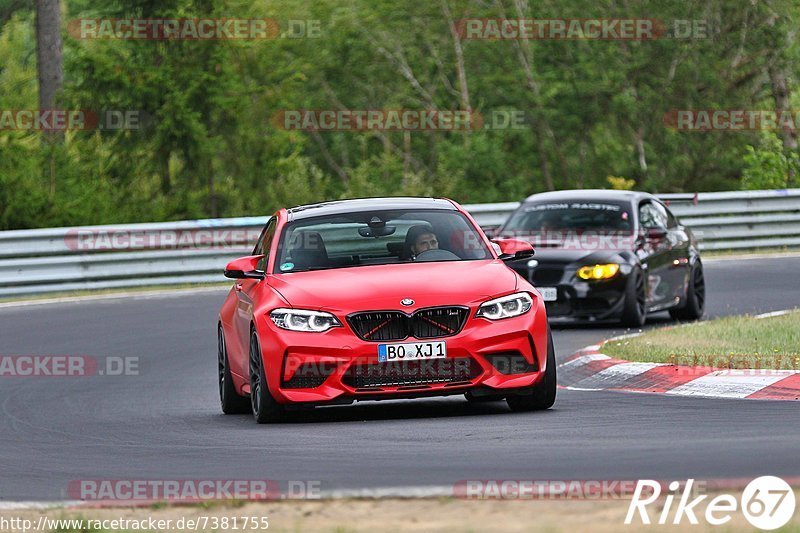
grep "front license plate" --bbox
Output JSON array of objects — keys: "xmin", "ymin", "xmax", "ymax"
[
  {"xmin": 378, "ymin": 341, "xmax": 447, "ymax": 362},
  {"xmin": 539, "ymin": 287, "xmax": 558, "ymax": 302}
]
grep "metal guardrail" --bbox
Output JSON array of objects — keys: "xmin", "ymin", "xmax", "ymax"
[
  {"xmin": 1, "ymin": 189, "xmax": 798, "ymax": 297},
  {"xmin": 656, "ymin": 189, "xmax": 800, "ymax": 250}
]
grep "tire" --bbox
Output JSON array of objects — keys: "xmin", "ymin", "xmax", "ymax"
[
  {"xmin": 670, "ymin": 261, "xmax": 706, "ymax": 321},
  {"xmin": 249, "ymin": 329, "xmax": 286, "ymax": 424},
  {"xmin": 218, "ymin": 326, "xmax": 251, "ymax": 415},
  {"xmin": 621, "ymin": 267, "xmax": 647, "ymax": 328},
  {"xmin": 506, "ymin": 328, "xmax": 557, "ymax": 412}
]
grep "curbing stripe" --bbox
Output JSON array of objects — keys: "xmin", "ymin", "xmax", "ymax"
[
  {"xmin": 665, "ymin": 370, "xmax": 796, "ymax": 399},
  {"xmin": 560, "ymin": 353, "xmax": 610, "ymax": 367},
  {"xmin": 622, "ymin": 365, "xmax": 716, "ymax": 393},
  {"xmin": 747, "ymin": 374, "xmax": 800, "ymax": 400},
  {"xmin": 560, "ymin": 347, "xmax": 800, "ymax": 401},
  {"xmin": 0, "ymin": 488, "xmax": 457, "ymax": 509},
  {"xmin": 0, "ymin": 501, "xmax": 82, "ymax": 510},
  {"xmin": 753, "ymin": 309, "xmax": 793, "ymax": 319},
  {"xmin": 574, "ymin": 362, "xmax": 666, "ymax": 390}
]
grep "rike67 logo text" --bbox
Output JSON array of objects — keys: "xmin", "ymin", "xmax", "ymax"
[{"xmin": 626, "ymin": 477, "xmax": 795, "ymax": 530}]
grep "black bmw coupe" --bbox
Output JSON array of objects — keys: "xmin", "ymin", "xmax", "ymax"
[{"xmin": 496, "ymin": 190, "xmax": 705, "ymax": 327}]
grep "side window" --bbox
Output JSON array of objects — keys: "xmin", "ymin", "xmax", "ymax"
[
  {"xmin": 661, "ymin": 204, "xmax": 679, "ymax": 229},
  {"xmin": 651, "ymin": 202, "xmax": 670, "ymax": 229},
  {"xmin": 638, "ymin": 202, "xmax": 667, "ymax": 229},
  {"xmin": 253, "ymin": 218, "xmax": 276, "ymax": 271}
]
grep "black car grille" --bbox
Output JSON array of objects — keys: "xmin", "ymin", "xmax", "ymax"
[
  {"xmin": 510, "ymin": 264, "xmax": 564, "ymax": 285},
  {"xmin": 530, "ymin": 267, "xmax": 563, "ymax": 285},
  {"xmin": 342, "ymin": 357, "xmax": 481, "ymax": 389},
  {"xmin": 347, "ymin": 307, "xmax": 468, "ymax": 342}
]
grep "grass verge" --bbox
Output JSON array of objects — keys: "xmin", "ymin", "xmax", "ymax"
[{"xmin": 603, "ymin": 310, "xmax": 800, "ymax": 369}]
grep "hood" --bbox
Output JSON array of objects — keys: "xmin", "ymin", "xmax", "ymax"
[
  {"xmin": 508, "ymin": 231, "xmax": 636, "ymax": 264},
  {"xmin": 526, "ymin": 248, "xmax": 617, "ymax": 264},
  {"xmin": 506, "ymin": 247, "xmax": 631, "ymax": 270},
  {"xmin": 268, "ymin": 260, "xmax": 518, "ymax": 312}
]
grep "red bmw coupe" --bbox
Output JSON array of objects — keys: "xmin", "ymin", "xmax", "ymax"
[{"xmin": 217, "ymin": 197, "xmax": 556, "ymax": 423}]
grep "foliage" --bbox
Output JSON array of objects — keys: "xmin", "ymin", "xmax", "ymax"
[
  {"xmin": 1, "ymin": 0, "xmax": 800, "ymax": 229},
  {"xmin": 741, "ymin": 133, "xmax": 799, "ymax": 190},
  {"xmin": 606, "ymin": 176, "xmax": 636, "ymax": 191}
]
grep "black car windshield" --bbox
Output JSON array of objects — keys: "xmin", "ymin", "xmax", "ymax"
[
  {"xmin": 274, "ymin": 209, "xmax": 491, "ymax": 273},
  {"xmin": 500, "ymin": 200, "xmax": 634, "ymax": 236}
]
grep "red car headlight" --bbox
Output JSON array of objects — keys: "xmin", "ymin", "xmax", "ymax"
[
  {"xmin": 269, "ymin": 308, "xmax": 342, "ymax": 332},
  {"xmin": 476, "ymin": 292, "xmax": 533, "ymax": 320}
]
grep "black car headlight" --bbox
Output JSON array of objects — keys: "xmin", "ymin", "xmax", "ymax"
[
  {"xmin": 476, "ymin": 292, "xmax": 533, "ymax": 320},
  {"xmin": 576, "ymin": 263, "xmax": 620, "ymax": 280},
  {"xmin": 270, "ymin": 308, "xmax": 342, "ymax": 332}
]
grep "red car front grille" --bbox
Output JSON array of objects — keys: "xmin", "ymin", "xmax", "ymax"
[{"xmin": 347, "ymin": 307, "xmax": 468, "ymax": 341}]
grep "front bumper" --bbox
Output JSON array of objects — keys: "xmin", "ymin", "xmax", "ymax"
[
  {"xmin": 509, "ymin": 263, "xmax": 631, "ymax": 322},
  {"xmin": 543, "ymin": 277, "xmax": 628, "ymax": 321},
  {"xmin": 255, "ymin": 300, "xmax": 550, "ymax": 405}
]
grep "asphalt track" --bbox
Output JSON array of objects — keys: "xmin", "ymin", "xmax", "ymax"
[{"xmin": 1, "ymin": 256, "xmax": 799, "ymax": 501}]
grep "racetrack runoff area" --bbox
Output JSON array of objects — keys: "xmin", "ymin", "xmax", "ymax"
[{"xmin": 4, "ymin": 485, "xmax": 800, "ymax": 533}]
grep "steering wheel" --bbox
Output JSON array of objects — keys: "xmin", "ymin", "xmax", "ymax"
[{"xmin": 414, "ymin": 249, "xmax": 460, "ymax": 262}]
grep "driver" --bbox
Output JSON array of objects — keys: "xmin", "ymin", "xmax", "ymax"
[{"xmin": 404, "ymin": 224, "xmax": 439, "ymax": 259}]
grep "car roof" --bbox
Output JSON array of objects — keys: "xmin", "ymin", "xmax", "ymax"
[
  {"xmin": 522, "ymin": 189, "xmax": 654, "ymax": 204},
  {"xmin": 286, "ymin": 197, "xmax": 457, "ymax": 221}
]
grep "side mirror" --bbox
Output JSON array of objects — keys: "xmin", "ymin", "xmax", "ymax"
[
  {"xmin": 646, "ymin": 227, "xmax": 668, "ymax": 240},
  {"xmin": 492, "ymin": 238, "xmax": 535, "ymax": 261},
  {"xmin": 224, "ymin": 255, "xmax": 265, "ymax": 280}
]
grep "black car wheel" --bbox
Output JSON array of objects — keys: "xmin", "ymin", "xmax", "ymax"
[
  {"xmin": 621, "ymin": 267, "xmax": 647, "ymax": 328},
  {"xmin": 670, "ymin": 261, "xmax": 706, "ymax": 321},
  {"xmin": 506, "ymin": 328, "xmax": 557, "ymax": 412},
  {"xmin": 218, "ymin": 326, "xmax": 250, "ymax": 414},
  {"xmin": 249, "ymin": 329, "xmax": 286, "ymax": 424}
]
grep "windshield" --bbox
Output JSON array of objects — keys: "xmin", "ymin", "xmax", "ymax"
[
  {"xmin": 274, "ymin": 209, "xmax": 492, "ymax": 273},
  {"xmin": 500, "ymin": 200, "xmax": 634, "ymax": 236}
]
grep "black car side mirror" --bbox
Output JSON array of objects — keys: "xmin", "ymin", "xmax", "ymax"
[{"xmin": 646, "ymin": 227, "xmax": 668, "ymax": 239}]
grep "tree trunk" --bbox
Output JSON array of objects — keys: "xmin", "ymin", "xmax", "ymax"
[
  {"xmin": 208, "ymin": 162, "xmax": 218, "ymax": 218},
  {"xmin": 440, "ymin": 0, "xmax": 471, "ymax": 112},
  {"xmin": 769, "ymin": 65, "xmax": 798, "ymax": 150},
  {"xmin": 36, "ymin": 0, "xmax": 63, "ymax": 139}
]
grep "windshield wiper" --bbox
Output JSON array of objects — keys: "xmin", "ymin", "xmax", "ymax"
[{"xmin": 287, "ymin": 266, "xmax": 339, "ymax": 272}]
